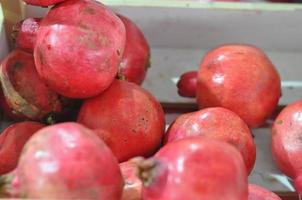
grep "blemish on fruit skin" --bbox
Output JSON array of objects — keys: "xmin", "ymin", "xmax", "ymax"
[
  {"xmin": 83, "ymin": 7, "xmax": 96, "ymax": 15},
  {"xmin": 276, "ymin": 120, "xmax": 283, "ymax": 125},
  {"xmin": 12, "ymin": 61, "xmax": 23, "ymax": 70},
  {"xmin": 38, "ymin": 48, "xmax": 46, "ymax": 66}
]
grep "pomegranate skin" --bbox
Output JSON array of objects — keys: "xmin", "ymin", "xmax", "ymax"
[
  {"xmin": 77, "ymin": 80, "xmax": 165, "ymax": 162},
  {"xmin": 22, "ymin": 0, "xmax": 67, "ymax": 6},
  {"xmin": 0, "ymin": 88, "xmax": 21, "ymax": 120},
  {"xmin": 140, "ymin": 137, "xmax": 248, "ymax": 200},
  {"xmin": 0, "ymin": 49, "xmax": 61, "ymax": 120},
  {"xmin": 165, "ymin": 107, "xmax": 256, "ymax": 174},
  {"xmin": 13, "ymin": 18, "xmax": 41, "ymax": 53},
  {"xmin": 177, "ymin": 71, "xmax": 197, "ymax": 98},
  {"xmin": 272, "ymin": 100, "xmax": 302, "ymax": 194},
  {"xmin": 120, "ymin": 161, "xmax": 142, "ymax": 200},
  {"xmin": 248, "ymin": 184, "xmax": 281, "ymax": 200},
  {"xmin": 15, "ymin": 122, "xmax": 123, "ymax": 199},
  {"xmin": 34, "ymin": 0, "xmax": 126, "ymax": 98},
  {"xmin": 196, "ymin": 44, "xmax": 281, "ymax": 127},
  {"xmin": 0, "ymin": 122, "xmax": 45, "ymax": 175},
  {"xmin": 118, "ymin": 15, "xmax": 150, "ymax": 85}
]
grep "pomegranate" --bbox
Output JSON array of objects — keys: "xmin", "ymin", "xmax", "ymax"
[
  {"xmin": 176, "ymin": 71, "xmax": 198, "ymax": 98},
  {"xmin": 135, "ymin": 137, "xmax": 248, "ymax": 200},
  {"xmin": 0, "ymin": 88, "xmax": 20, "ymax": 120},
  {"xmin": 248, "ymin": 184, "xmax": 281, "ymax": 200},
  {"xmin": 196, "ymin": 44, "xmax": 281, "ymax": 127},
  {"xmin": 77, "ymin": 80, "xmax": 165, "ymax": 162},
  {"xmin": 120, "ymin": 161, "xmax": 142, "ymax": 200},
  {"xmin": 22, "ymin": 0, "xmax": 67, "ymax": 6},
  {"xmin": 272, "ymin": 100, "xmax": 302, "ymax": 194},
  {"xmin": 0, "ymin": 122, "xmax": 45, "ymax": 175},
  {"xmin": 12, "ymin": 18, "xmax": 41, "ymax": 53},
  {"xmin": 0, "ymin": 49, "xmax": 61, "ymax": 121},
  {"xmin": 117, "ymin": 15, "xmax": 150, "ymax": 85},
  {"xmin": 34, "ymin": 0, "xmax": 126, "ymax": 98},
  {"xmin": 165, "ymin": 107, "xmax": 256, "ymax": 174},
  {"xmin": 1, "ymin": 122, "xmax": 123, "ymax": 199}
]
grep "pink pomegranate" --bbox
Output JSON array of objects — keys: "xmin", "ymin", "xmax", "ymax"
[
  {"xmin": 248, "ymin": 184, "xmax": 281, "ymax": 200},
  {"xmin": 0, "ymin": 122, "xmax": 45, "ymax": 175},
  {"xmin": 197, "ymin": 44, "xmax": 281, "ymax": 127},
  {"xmin": 77, "ymin": 80, "xmax": 165, "ymax": 162},
  {"xmin": 177, "ymin": 71, "xmax": 197, "ymax": 98},
  {"xmin": 12, "ymin": 18, "xmax": 41, "ymax": 53},
  {"xmin": 22, "ymin": 0, "xmax": 67, "ymax": 6},
  {"xmin": 34, "ymin": 0, "xmax": 126, "ymax": 98},
  {"xmin": 117, "ymin": 15, "xmax": 150, "ymax": 85},
  {"xmin": 120, "ymin": 161, "xmax": 142, "ymax": 200},
  {"xmin": 136, "ymin": 137, "xmax": 248, "ymax": 200},
  {"xmin": 165, "ymin": 107, "xmax": 256, "ymax": 174},
  {"xmin": 0, "ymin": 49, "xmax": 61, "ymax": 120},
  {"xmin": 2, "ymin": 122, "xmax": 123, "ymax": 199},
  {"xmin": 272, "ymin": 100, "xmax": 302, "ymax": 194}
]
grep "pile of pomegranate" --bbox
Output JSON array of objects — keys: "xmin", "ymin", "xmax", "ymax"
[{"xmin": 0, "ymin": 0, "xmax": 299, "ymax": 199}]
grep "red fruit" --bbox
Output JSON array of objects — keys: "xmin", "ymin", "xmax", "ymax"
[
  {"xmin": 248, "ymin": 184, "xmax": 281, "ymax": 200},
  {"xmin": 0, "ymin": 122, "xmax": 45, "ymax": 175},
  {"xmin": 0, "ymin": 88, "xmax": 20, "ymax": 120},
  {"xmin": 165, "ymin": 107, "xmax": 256, "ymax": 174},
  {"xmin": 196, "ymin": 44, "xmax": 281, "ymax": 127},
  {"xmin": 0, "ymin": 49, "xmax": 61, "ymax": 120},
  {"xmin": 34, "ymin": 0, "xmax": 126, "ymax": 98},
  {"xmin": 136, "ymin": 137, "xmax": 248, "ymax": 200},
  {"xmin": 6, "ymin": 122, "xmax": 123, "ymax": 199},
  {"xmin": 176, "ymin": 71, "xmax": 197, "ymax": 98},
  {"xmin": 77, "ymin": 80, "xmax": 165, "ymax": 162},
  {"xmin": 22, "ymin": 0, "xmax": 67, "ymax": 6},
  {"xmin": 272, "ymin": 100, "xmax": 302, "ymax": 194},
  {"xmin": 120, "ymin": 161, "xmax": 142, "ymax": 200},
  {"xmin": 12, "ymin": 18, "xmax": 41, "ymax": 53},
  {"xmin": 117, "ymin": 15, "xmax": 150, "ymax": 85}
]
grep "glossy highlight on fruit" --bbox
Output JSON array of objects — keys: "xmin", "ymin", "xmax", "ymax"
[
  {"xmin": 12, "ymin": 18, "xmax": 41, "ymax": 53},
  {"xmin": 196, "ymin": 44, "xmax": 281, "ymax": 127}
]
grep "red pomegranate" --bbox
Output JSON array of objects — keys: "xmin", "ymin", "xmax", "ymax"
[
  {"xmin": 77, "ymin": 80, "xmax": 165, "ymax": 162},
  {"xmin": 165, "ymin": 107, "xmax": 256, "ymax": 174},
  {"xmin": 196, "ymin": 44, "xmax": 281, "ymax": 127},
  {"xmin": 177, "ymin": 71, "xmax": 198, "ymax": 98},
  {"xmin": 34, "ymin": 0, "xmax": 126, "ymax": 98},
  {"xmin": 248, "ymin": 184, "xmax": 281, "ymax": 200},
  {"xmin": 136, "ymin": 137, "xmax": 248, "ymax": 200},
  {"xmin": 120, "ymin": 161, "xmax": 142, "ymax": 200},
  {"xmin": 272, "ymin": 100, "xmax": 302, "ymax": 194},
  {"xmin": 0, "ymin": 122, "xmax": 45, "ymax": 175},
  {"xmin": 118, "ymin": 15, "xmax": 150, "ymax": 85},
  {"xmin": 1, "ymin": 122, "xmax": 123, "ymax": 199},
  {"xmin": 0, "ymin": 49, "xmax": 61, "ymax": 120}
]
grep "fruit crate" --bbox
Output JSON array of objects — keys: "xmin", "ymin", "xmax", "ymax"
[{"xmin": 1, "ymin": 0, "xmax": 302, "ymax": 199}]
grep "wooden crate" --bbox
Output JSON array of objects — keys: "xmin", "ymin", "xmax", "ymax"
[{"xmin": 1, "ymin": 0, "xmax": 302, "ymax": 199}]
